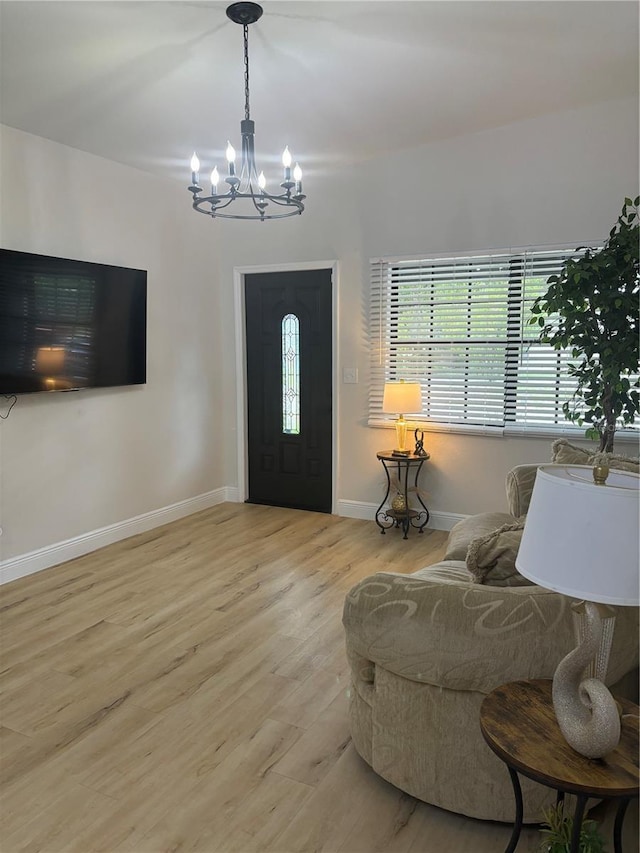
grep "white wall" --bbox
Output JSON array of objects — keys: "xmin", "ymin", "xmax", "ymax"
[
  {"xmin": 1, "ymin": 95, "xmax": 637, "ymax": 571},
  {"xmin": 218, "ymin": 96, "xmax": 639, "ymax": 518},
  {"xmin": 0, "ymin": 125, "xmax": 225, "ymax": 565}
]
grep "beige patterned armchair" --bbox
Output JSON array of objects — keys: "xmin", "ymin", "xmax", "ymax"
[{"xmin": 342, "ymin": 465, "xmax": 639, "ymax": 822}]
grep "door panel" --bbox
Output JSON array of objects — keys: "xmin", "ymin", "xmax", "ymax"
[{"xmin": 245, "ymin": 269, "xmax": 332, "ymax": 513}]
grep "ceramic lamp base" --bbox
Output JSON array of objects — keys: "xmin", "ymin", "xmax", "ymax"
[
  {"xmin": 571, "ymin": 600, "xmax": 616, "ymax": 681},
  {"xmin": 552, "ymin": 601, "xmax": 621, "ymax": 759}
]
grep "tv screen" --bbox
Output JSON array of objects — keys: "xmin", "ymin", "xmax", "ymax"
[{"xmin": 0, "ymin": 249, "xmax": 147, "ymax": 394}]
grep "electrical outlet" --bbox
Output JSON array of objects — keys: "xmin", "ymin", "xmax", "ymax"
[{"xmin": 343, "ymin": 367, "xmax": 358, "ymax": 384}]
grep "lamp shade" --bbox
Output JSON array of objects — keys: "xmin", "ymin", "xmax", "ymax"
[
  {"xmin": 516, "ymin": 465, "xmax": 639, "ymax": 606},
  {"xmin": 382, "ymin": 381, "xmax": 421, "ymax": 414},
  {"xmin": 35, "ymin": 346, "xmax": 65, "ymax": 375}
]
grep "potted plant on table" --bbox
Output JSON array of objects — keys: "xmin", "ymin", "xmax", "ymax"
[{"xmin": 530, "ymin": 197, "xmax": 639, "ymax": 452}]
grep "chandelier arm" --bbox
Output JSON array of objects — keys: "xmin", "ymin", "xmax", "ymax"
[
  {"xmin": 261, "ymin": 193, "xmax": 291, "ymax": 202},
  {"xmin": 267, "ymin": 193, "xmax": 307, "ymax": 207},
  {"xmin": 208, "ymin": 197, "xmax": 237, "ymax": 212},
  {"xmin": 219, "ymin": 190, "xmax": 295, "ymax": 204},
  {"xmin": 250, "ymin": 195, "xmax": 267, "ymax": 214}
]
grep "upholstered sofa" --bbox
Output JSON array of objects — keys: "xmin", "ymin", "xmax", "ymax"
[{"xmin": 343, "ymin": 461, "xmax": 639, "ymax": 823}]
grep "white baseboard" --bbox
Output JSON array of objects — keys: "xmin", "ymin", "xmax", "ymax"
[
  {"xmin": 1, "ymin": 489, "xmax": 464, "ymax": 586},
  {"xmin": 426, "ymin": 510, "xmax": 466, "ymax": 532},
  {"xmin": 224, "ymin": 486, "xmax": 241, "ymax": 503},
  {"xmin": 0, "ymin": 488, "xmax": 228, "ymax": 586},
  {"xmin": 336, "ymin": 499, "xmax": 464, "ymax": 531},
  {"xmin": 334, "ymin": 499, "xmax": 376, "ymax": 521}
]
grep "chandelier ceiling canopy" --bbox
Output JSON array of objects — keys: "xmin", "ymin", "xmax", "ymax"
[{"xmin": 188, "ymin": 2, "xmax": 305, "ymax": 222}]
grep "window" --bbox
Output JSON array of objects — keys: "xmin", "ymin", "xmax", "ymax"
[
  {"xmin": 33, "ymin": 273, "xmax": 96, "ymax": 385},
  {"xmin": 369, "ymin": 248, "xmax": 597, "ymax": 434},
  {"xmin": 282, "ymin": 313, "xmax": 300, "ymax": 434}
]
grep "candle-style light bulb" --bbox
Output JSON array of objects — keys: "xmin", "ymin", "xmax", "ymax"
[
  {"xmin": 190, "ymin": 152, "xmax": 200, "ymax": 185},
  {"xmin": 226, "ymin": 142, "xmax": 236, "ymax": 178},
  {"xmin": 258, "ymin": 171, "xmax": 266, "ymax": 191},
  {"xmin": 282, "ymin": 146, "xmax": 292, "ymax": 182},
  {"xmin": 211, "ymin": 167, "xmax": 219, "ymax": 191},
  {"xmin": 293, "ymin": 163, "xmax": 302, "ymax": 181}
]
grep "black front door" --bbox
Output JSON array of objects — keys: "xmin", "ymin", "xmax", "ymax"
[{"xmin": 245, "ymin": 269, "xmax": 332, "ymax": 513}]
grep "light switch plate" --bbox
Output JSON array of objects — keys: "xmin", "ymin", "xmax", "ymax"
[{"xmin": 343, "ymin": 367, "xmax": 358, "ymax": 384}]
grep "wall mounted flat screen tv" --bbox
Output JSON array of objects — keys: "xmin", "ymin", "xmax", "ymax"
[{"xmin": 0, "ymin": 249, "xmax": 147, "ymax": 394}]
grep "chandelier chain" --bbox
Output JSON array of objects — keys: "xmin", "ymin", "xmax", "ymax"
[{"xmin": 243, "ymin": 23, "xmax": 250, "ymax": 121}]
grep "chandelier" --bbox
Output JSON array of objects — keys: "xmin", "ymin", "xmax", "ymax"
[{"xmin": 188, "ymin": 2, "xmax": 305, "ymax": 221}]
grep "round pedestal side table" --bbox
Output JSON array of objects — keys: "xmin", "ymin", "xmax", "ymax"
[
  {"xmin": 375, "ymin": 450, "xmax": 430, "ymax": 539},
  {"xmin": 480, "ymin": 678, "xmax": 639, "ymax": 853}
]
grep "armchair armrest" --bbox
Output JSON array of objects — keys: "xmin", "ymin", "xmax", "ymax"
[
  {"xmin": 343, "ymin": 565, "xmax": 638, "ymax": 694},
  {"xmin": 505, "ymin": 464, "xmax": 540, "ymax": 517}
]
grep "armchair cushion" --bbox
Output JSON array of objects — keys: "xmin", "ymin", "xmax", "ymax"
[
  {"xmin": 443, "ymin": 512, "xmax": 514, "ymax": 561},
  {"xmin": 444, "ymin": 464, "xmax": 539, "ymax": 565},
  {"xmin": 591, "ymin": 450, "xmax": 639, "ymax": 473},
  {"xmin": 552, "ymin": 439, "xmax": 639, "ymax": 473},
  {"xmin": 466, "ymin": 521, "xmax": 530, "ymax": 586},
  {"xmin": 551, "ymin": 439, "xmax": 592, "ymax": 465}
]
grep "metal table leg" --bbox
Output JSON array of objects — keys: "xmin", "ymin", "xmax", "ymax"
[
  {"xmin": 613, "ymin": 798, "xmax": 630, "ymax": 853},
  {"xmin": 375, "ymin": 458, "xmax": 393, "ymax": 534},
  {"xmin": 408, "ymin": 458, "xmax": 429, "ymax": 533},
  {"xmin": 398, "ymin": 461, "xmax": 410, "ymax": 539},
  {"xmin": 569, "ymin": 795, "xmax": 588, "ymax": 853},
  {"xmin": 505, "ymin": 766, "xmax": 523, "ymax": 853}
]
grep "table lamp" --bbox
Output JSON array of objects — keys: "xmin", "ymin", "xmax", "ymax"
[
  {"xmin": 35, "ymin": 346, "xmax": 66, "ymax": 390},
  {"xmin": 382, "ymin": 380, "xmax": 422, "ymax": 456},
  {"xmin": 515, "ymin": 464, "xmax": 639, "ymax": 759}
]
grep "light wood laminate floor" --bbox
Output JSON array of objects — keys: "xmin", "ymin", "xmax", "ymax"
[{"xmin": 1, "ymin": 504, "xmax": 635, "ymax": 852}]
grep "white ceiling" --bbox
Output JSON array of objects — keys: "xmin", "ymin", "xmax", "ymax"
[{"xmin": 0, "ymin": 1, "xmax": 638, "ymax": 185}]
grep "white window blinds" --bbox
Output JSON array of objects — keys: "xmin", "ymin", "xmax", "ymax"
[{"xmin": 369, "ymin": 248, "xmax": 586, "ymax": 431}]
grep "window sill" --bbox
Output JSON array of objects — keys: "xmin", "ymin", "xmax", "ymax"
[{"xmin": 368, "ymin": 420, "xmax": 640, "ymax": 444}]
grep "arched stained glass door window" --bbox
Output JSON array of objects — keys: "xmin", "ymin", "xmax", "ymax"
[{"xmin": 282, "ymin": 313, "xmax": 300, "ymax": 434}]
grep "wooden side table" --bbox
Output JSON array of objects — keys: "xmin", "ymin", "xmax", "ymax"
[
  {"xmin": 480, "ymin": 679, "xmax": 639, "ymax": 853},
  {"xmin": 375, "ymin": 450, "xmax": 430, "ymax": 539}
]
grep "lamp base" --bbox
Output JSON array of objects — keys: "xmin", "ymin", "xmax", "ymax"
[
  {"xmin": 571, "ymin": 600, "xmax": 616, "ymax": 681},
  {"xmin": 552, "ymin": 601, "xmax": 620, "ymax": 759},
  {"xmin": 394, "ymin": 416, "xmax": 410, "ymax": 455}
]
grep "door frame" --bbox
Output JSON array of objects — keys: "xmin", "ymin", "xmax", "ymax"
[{"xmin": 233, "ymin": 260, "xmax": 339, "ymax": 513}]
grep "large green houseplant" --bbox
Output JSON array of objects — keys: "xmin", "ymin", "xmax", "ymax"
[{"xmin": 530, "ymin": 197, "xmax": 639, "ymax": 452}]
